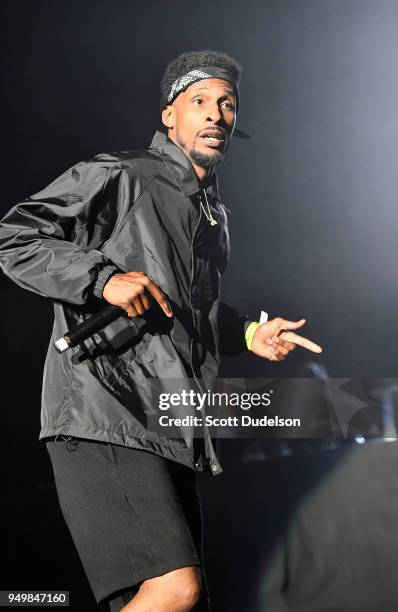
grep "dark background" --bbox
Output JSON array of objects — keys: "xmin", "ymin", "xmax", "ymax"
[{"xmin": 2, "ymin": 1, "xmax": 398, "ymax": 611}]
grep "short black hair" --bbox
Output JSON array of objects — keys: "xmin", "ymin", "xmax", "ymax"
[{"xmin": 160, "ymin": 49, "xmax": 243, "ymax": 111}]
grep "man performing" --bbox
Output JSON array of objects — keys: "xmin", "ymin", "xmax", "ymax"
[{"xmin": 0, "ymin": 50, "xmax": 321, "ymax": 611}]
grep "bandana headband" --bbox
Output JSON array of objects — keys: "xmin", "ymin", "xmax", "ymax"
[{"xmin": 165, "ymin": 65, "xmax": 250, "ymax": 139}]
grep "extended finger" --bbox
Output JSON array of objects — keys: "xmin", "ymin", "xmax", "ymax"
[
  {"xmin": 125, "ymin": 273, "xmax": 172, "ymax": 317},
  {"xmin": 277, "ymin": 338, "xmax": 296, "ymax": 351},
  {"xmin": 144, "ymin": 279, "xmax": 173, "ymax": 317},
  {"xmin": 280, "ymin": 331, "xmax": 322, "ymax": 353}
]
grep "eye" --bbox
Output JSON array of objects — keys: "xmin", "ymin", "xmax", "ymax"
[
  {"xmin": 193, "ymin": 98, "xmax": 203, "ymax": 105},
  {"xmin": 222, "ymin": 101, "xmax": 235, "ymax": 110}
]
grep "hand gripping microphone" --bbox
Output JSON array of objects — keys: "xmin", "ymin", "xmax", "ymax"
[{"xmin": 54, "ymin": 304, "xmax": 125, "ymax": 353}]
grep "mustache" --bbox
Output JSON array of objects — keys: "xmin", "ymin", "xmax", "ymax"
[{"xmin": 197, "ymin": 127, "xmax": 230, "ymax": 139}]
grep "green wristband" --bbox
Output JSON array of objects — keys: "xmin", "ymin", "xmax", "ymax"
[{"xmin": 245, "ymin": 321, "xmax": 260, "ymax": 351}]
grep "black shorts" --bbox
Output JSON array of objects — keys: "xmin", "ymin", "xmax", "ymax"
[{"xmin": 46, "ymin": 437, "xmax": 210, "ymax": 610}]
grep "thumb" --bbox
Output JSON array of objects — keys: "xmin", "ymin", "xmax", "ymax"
[{"xmin": 278, "ymin": 318, "xmax": 306, "ymax": 331}]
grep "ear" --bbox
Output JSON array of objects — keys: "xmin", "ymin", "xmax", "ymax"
[{"xmin": 161, "ymin": 105, "xmax": 175, "ymax": 130}]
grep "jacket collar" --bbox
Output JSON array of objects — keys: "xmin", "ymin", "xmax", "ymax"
[{"xmin": 148, "ymin": 130, "xmax": 219, "ymax": 198}]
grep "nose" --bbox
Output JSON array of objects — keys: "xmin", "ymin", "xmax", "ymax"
[{"xmin": 205, "ymin": 102, "xmax": 223, "ymax": 123}]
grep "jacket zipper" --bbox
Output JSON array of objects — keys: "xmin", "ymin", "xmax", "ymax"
[
  {"xmin": 189, "ymin": 190, "xmax": 203, "ymax": 392},
  {"xmin": 189, "ymin": 189, "xmax": 222, "ymax": 475}
]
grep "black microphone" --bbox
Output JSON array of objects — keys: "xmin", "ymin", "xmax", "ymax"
[{"xmin": 54, "ymin": 304, "xmax": 125, "ymax": 353}]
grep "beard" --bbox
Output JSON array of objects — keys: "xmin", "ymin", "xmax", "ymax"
[
  {"xmin": 189, "ymin": 147, "xmax": 225, "ymax": 168},
  {"xmin": 176, "ymin": 134, "xmax": 225, "ymax": 168}
]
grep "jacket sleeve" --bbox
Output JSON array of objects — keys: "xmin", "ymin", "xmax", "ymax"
[
  {"xmin": 0, "ymin": 159, "xmax": 121, "ymax": 305},
  {"xmin": 218, "ymin": 301, "xmax": 253, "ymax": 356}
]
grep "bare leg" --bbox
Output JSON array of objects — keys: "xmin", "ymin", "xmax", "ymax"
[{"xmin": 120, "ymin": 566, "xmax": 202, "ymax": 612}]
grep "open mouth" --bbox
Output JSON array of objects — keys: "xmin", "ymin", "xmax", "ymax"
[{"xmin": 200, "ymin": 134, "xmax": 225, "ymax": 148}]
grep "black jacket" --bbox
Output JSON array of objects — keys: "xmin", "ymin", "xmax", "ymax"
[{"xmin": 0, "ymin": 130, "xmax": 250, "ymax": 475}]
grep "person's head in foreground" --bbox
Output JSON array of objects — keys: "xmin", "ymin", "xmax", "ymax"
[{"xmin": 160, "ymin": 49, "xmax": 248, "ymax": 180}]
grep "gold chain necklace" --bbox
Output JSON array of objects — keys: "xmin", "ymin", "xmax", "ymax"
[{"xmin": 199, "ymin": 189, "xmax": 217, "ymax": 226}]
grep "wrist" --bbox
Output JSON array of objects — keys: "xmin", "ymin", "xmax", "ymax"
[
  {"xmin": 92, "ymin": 264, "xmax": 118, "ymax": 299},
  {"xmin": 245, "ymin": 321, "xmax": 260, "ymax": 351}
]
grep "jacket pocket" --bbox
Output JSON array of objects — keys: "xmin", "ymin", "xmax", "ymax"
[{"xmin": 81, "ymin": 315, "xmax": 146, "ymax": 382}]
